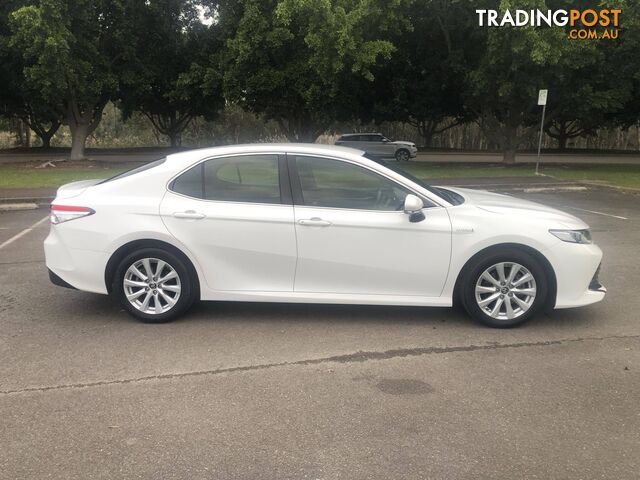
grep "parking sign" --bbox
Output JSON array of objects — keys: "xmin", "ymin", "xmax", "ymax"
[{"xmin": 538, "ymin": 89, "xmax": 548, "ymax": 106}]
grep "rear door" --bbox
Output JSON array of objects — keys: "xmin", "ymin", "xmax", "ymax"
[
  {"xmin": 160, "ymin": 153, "xmax": 297, "ymax": 292},
  {"xmin": 289, "ymin": 154, "xmax": 452, "ymax": 297}
]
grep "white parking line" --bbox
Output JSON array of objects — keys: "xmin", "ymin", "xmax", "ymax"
[
  {"xmin": 0, "ymin": 216, "xmax": 49, "ymax": 250},
  {"xmin": 566, "ymin": 206, "xmax": 628, "ymax": 220}
]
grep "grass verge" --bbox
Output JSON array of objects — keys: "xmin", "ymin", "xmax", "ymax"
[
  {"xmin": 539, "ymin": 165, "xmax": 640, "ymax": 189},
  {"xmin": 398, "ymin": 163, "xmax": 537, "ymax": 179},
  {"xmin": 0, "ymin": 162, "xmax": 134, "ymax": 189},
  {"xmin": 398, "ymin": 163, "xmax": 640, "ymax": 188},
  {"xmin": 0, "ymin": 161, "xmax": 639, "ymax": 190}
]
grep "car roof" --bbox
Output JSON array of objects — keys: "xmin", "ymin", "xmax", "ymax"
[
  {"xmin": 339, "ymin": 133, "xmax": 382, "ymax": 137},
  {"xmin": 165, "ymin": 143, "xmax": 366, "ymax": 164}
]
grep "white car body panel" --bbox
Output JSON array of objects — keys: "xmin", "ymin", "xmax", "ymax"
[
  {"xmin": 160, "ymin": 191, "xmax": 297, "ymax": 292},
  {"xmin": 44, "ymin": 143, "xmax": 605, "ymax": 312},
  {"xmin": 293, "ymin": 205, "xmax": 451, "ymax": 296}
]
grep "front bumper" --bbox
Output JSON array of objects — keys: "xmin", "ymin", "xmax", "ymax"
[
  {"xmin": 589, "ymin": 263, "xmax": 605, "ymax": 292},
  {"xmin": 548, "ymin": 241, "xmax": 606, "ymax": 309}
]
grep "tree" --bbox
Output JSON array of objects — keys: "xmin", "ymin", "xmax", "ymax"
[
  {"xmin": 119, "ymin": 0, "xmax": 224, "ymax": 147},
  {"xmin": 10, "ymin": 0, "xmax": 136, "ymax": 159},
  {"xmin": 466, "ymin": 0, "xmax": 639, "ymax": 162},
  {"xmin": 543, "ymin": 67, "xmax": 629, "ymax": 149},
  {"xmin": 542, "ymin": 3, "xmax": 635, "ymax": 149},
  {"xmin": 363, "ymin": 0, "xmax": 481, "ymax": 147},
  {"xmin": 218, "ymin": 0, "xmax": 408, "ymax": 142},
  {"xmin": 607, "ymin": 0, "xmax": 640, "ymax": 131},
  {"xmin": 0, "ymin": 0, "xmax": 23, "ymax": 137}
]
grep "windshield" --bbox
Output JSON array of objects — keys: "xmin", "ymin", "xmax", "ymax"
[
  {"xmin": 365, "ymin": 155, "xmax": 464, "ymax": 206},
  {"xmin": 366, "ymin": 155, "xmax": 439, "ymax": 193}
]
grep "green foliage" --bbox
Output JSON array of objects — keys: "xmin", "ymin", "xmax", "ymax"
[
  {"xmin": 463, "ymin": 0, "xmax": 638, "ymax": 160},
  {"xmin": 119, "ymin": 0, "xmax": 224, "ymax": 146},
  {"xmin": 0, "ymin": 0, "xmax": 639, "ymax": 156},
  {"xmin": 10, "ymin": 0, "xmax": 124, "ymax": 105},
  {"xmin": 221, "ymin": 0, "xmax": 409, "ymax": 141},
  {"xmin": 359, "ymin": 0, "xmax": 483, "ymax": 146},
  {"xmin": 9, "ymin": 0, "xmax": 137, "ymax": 158}
]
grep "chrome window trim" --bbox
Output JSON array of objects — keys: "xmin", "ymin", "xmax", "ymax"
[{"xmin": 166, "ymin": 151, "xmax": 285, "ymax": 206}]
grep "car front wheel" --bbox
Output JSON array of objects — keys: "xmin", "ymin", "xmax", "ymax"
[
  {"xmin": 113, "ymin": 248, "xmax": 196, "ymax": 323},
  {"xmin": 461, "ymin": 249, "xmax": 548, "ymax": 328}
]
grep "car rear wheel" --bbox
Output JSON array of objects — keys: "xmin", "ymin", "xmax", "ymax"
[
  {"xmin": 395, "ymin": 149, "xmax": 410, "ymax": 161},
  {"xmin": 461, "ymin": 249, "xmax": 548, "ymax": 328},
  {"xmin": 113, "ymin": 248, "xmax": 196, "ymax": 323}
]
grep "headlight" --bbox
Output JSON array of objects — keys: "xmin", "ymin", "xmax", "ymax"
[{"xmin": 549, "ymin": 229, "xmax": 592, "ymax": 244}]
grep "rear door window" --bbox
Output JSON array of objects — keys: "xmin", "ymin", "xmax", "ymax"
[{"xmin": 171, "ymin": 154, "xmax": 281, "ymax": 204}]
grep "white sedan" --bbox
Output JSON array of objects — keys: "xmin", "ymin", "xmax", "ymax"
[{"xmin": 45, "ymin": 144, "xmax": 605, "ymax": 327}]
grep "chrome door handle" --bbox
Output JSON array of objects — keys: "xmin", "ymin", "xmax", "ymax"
[
  {"xmin": 298, "ymin": 217, "xmax": 332, "ymax": 227},
  {"xmin": 173, "ymin": 211, "xmax": 205, "ymax": 220}
]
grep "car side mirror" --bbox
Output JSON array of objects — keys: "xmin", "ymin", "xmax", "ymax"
[{"xmin": 404, "ymin": 194, "xmax": 425, "ymax": 223}]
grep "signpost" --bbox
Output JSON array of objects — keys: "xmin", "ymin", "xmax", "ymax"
[{"xmin": 536, "ymin": 89, "xmax": 548, "ymax": 175}]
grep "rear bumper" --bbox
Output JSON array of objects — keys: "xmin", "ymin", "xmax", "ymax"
[
  {"xmin": 48, "ymin": 269, "xmax": 77, "ymax": 289},
  {"xmin": 44, "ymin": 226, "xmax": 109, "ymax": 294}
]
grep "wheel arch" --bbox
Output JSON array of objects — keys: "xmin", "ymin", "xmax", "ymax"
[
  {"xmin": 453, "ymin": 243, "xmax": 557, "ymax": 311},
  {"xmin": 104, "ymin": 239, "xmax": 200, "ymax": 298}
]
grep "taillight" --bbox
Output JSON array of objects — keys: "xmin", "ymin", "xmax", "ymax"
[{"xmin": 50, "ymin": 205, "xmax": 95, "ymax": 224}]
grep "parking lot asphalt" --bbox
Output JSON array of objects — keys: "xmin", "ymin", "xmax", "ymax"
[{"xmin": 0, "ymin": 185, "xmax": 639, "ymax": 479}]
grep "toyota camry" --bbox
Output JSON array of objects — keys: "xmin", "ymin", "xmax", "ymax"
[{"xmin": 44, "ymin": 144, "xmax": 605, "ymax": 327}]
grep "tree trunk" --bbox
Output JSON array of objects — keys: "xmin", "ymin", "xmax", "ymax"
[
  {"xmin": 16, "ymin": 120, "xmax": 24, "ymax": 146},
  {"xmin": 417, "ymin": 120, "xmax": 436, "ymax": 148},
  {"xmin": 503, "ymin": 146, "xmax": 517, "ymax": 164},
  {"xmin": 41, "ymin": 134, "xmax": 53, "ymax": 149},
  {"xmin": 169, "ymin": 132, "xmax": 179, "ymax": 148},
  {"xmin": 501, "ymin": 121, "xmax": 519, "ymax": 164},
  {"xmin": 30, "ymin": 121, "xmax": 61, "ymax": 149},
  {"xmin": 24, "ymin": 120, "xmax": 31, "ymax": 148},
  {"xmin": 557, "ymin": 133, "xmax": 567, "ymax": 150},
  {"xmin": 67, "ymin": 99, "xmax": 106, "ymax": 161},
  {"xmin": 69, "ymin": 122, "xmax": 90, "ymax": 161}
]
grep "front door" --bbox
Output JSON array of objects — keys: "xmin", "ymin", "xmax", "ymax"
[
  {"xmin": 160, "ymin": 153, "xmax": 296, "ymax": 292},
  {"xmin": 289, "ymin": 155, "xmax": 452, "ymax": 297}
]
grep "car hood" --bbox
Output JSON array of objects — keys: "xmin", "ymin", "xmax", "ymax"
[
  {"xmin": 440, "ymin": 186, "xmax": 588, "ymax": 229},
  {"xmin": 56, "ymin": 179, "xmax": 103, "ymax": 199},
  {"xmin": 391, "ymin": 141, "xmax": 415, "ymax": 147}
]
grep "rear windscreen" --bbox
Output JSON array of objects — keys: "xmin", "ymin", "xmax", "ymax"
[{"xmin": 100, "ymin": 158, "xmax": 166, "ymax": 184}]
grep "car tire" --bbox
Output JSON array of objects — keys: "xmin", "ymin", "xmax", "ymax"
[
  {"xmin": 113, "ymin": 247, "xmax": 197, "ymax": 323},
  {"xmin": 461, "ymin": 248, "xmax": 548, "ymax": 328},
  {"xmin": 395, "ymin": 149, "xmax": 410, "ymax": 161}
]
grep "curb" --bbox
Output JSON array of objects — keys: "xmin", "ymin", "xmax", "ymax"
[
  {"xmin": 439, "ymin": 181, "xmax": 575, "ymax": 189},
  {"xmin": 577, "ymin": 181, "xmax": 640, "ymax": 193},
  {"xmin": 0, "ymin": 202, "xmax": 39, "ymax": 211},
  {"xmin": 0, "ymin": 196, "xmax": 53, "ymax": 205}
]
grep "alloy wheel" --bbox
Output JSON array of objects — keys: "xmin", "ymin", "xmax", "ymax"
[
  {"xmin": 474, "ymin": 262, "xmax": 537, "ymax": 321},
  {"xmin": 396, "ymin": 150, "xmax": 410, "ymax": 161},
  {"xmin": 123, "ymin": 258, "xmax": 182, "ymax": 314}
]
